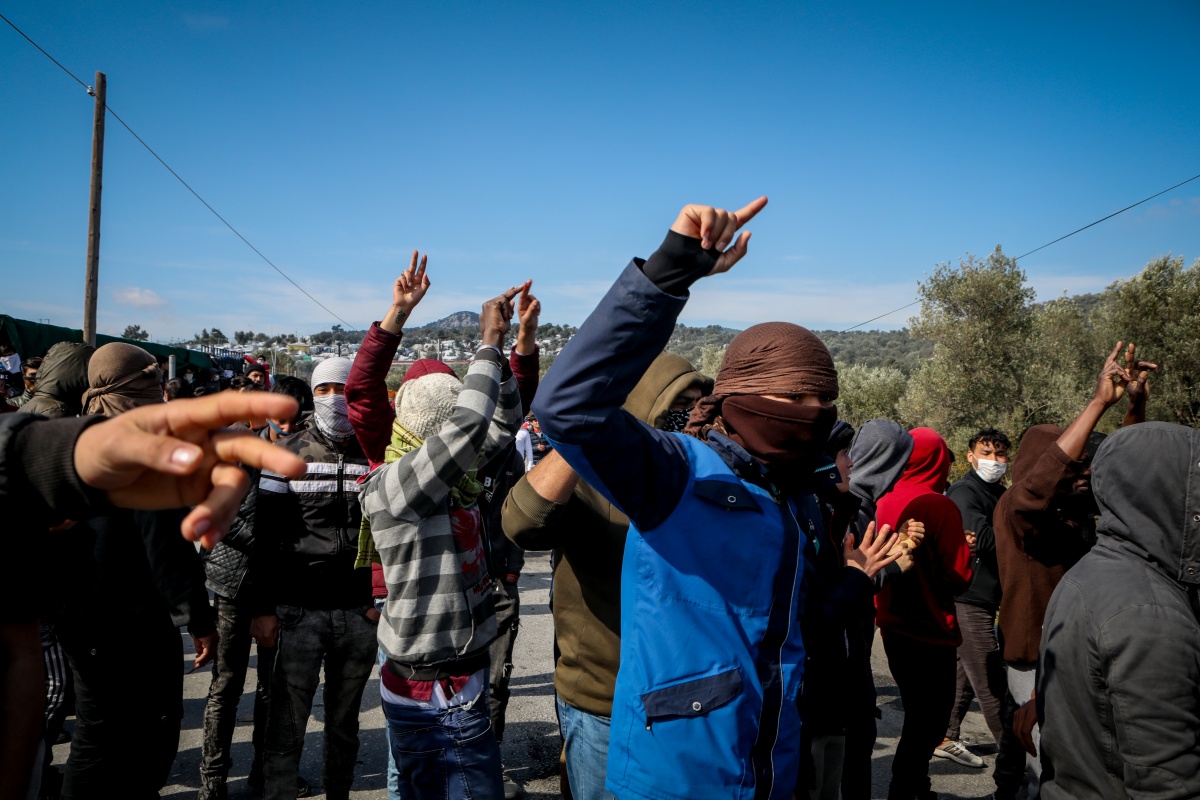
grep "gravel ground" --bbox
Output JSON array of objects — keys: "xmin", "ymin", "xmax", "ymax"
[{"xmin": 52, "ymin": 551, "xmax": 1009, "ymax": 799}]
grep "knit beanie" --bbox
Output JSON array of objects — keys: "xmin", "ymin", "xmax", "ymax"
[
  {"xmin": 395, "ymin": 371, "xmax": 462, "ymax": 440},
  {"xmin": 311, "ymin": 356, "xmax": 353, "ymax": 389}
]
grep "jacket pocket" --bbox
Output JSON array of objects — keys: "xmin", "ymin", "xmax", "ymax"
[{"xmin": 640, "ymin": 668, "xmax": 743, "ymax": 726}]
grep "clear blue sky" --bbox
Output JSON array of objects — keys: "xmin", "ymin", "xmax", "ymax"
[{"xmin": 4, "ymin": 1, "xmax": 1199, "ymax": 341}]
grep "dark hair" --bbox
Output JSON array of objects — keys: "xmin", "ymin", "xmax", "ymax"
[
  {"xmin": 968, "ymin": 428, "xmax": 1011, "ymax": 452},
  {"xmin": 824, "ymin": 421, "xmax": 856, "ymax": 458},
  {"xmin": 22, "ymin": 357, "xmax": 43, "ymax": 376},
  {"xmin": 164, "ymin": 378, "xmax": 193, "ymax": 400},
  {"xmin": 229, "ymin": 375, "xmax": 260, "ymax": 392},
  {"xmin": 271, "ymin": 375, "xmax": 315, "ymax": 416}
]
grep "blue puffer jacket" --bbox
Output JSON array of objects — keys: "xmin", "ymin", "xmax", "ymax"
[{"xmin": 535, "ymin": 233, "xmax": 820, "ymax": 800}]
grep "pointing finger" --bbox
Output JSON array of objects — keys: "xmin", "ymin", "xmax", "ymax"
[{"xmin": 732, "ymin": 196, "xmax": 769, "ymax": 228}]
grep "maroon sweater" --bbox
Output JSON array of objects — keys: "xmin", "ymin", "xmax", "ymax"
[{"xmin": 994, "ymin": 425, "xmax": 1095, "ymax": 665}]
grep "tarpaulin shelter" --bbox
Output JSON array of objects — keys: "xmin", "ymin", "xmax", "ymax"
[{"xmin": 0, "ymin": 315, "xmax": 216, "ymax": 370}]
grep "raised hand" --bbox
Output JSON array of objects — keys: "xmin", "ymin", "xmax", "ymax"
[
  {"xmin": 73, "ymin": 392, "xmax": 307, "ymax": 549},
  {"xmin": 1093, "ymin": 341, "xmax": 1136, "ymax": 408},
  {"xmin": 1118, "ymin": 345, "xmax": 1156, "ymax": 419},
  {"xmin": 669, "ymin": 196, "xmax": 768, "ymax": 276},
  {"xmin": 480, "ymin": 280, "xmax": 531, "ymax": 348},
  {"xmin": 844, "ymin": 521, "xmax": 901, "ymax": 578},
  {"xmin": 516, "ymin": 282, "xmax": 541, "ymax": 355},
  {"xmin": 384, "ymin": 250, "xmax": 431, "ymax": 332}
]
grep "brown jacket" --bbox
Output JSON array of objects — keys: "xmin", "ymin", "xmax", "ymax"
[
  {"xmin": 994, "ymin": 425, "xmax": 1096, "ymax": 664},
  {"xmin": 500, "ymin": 352, "xmax": 710, "ymax": 716}
]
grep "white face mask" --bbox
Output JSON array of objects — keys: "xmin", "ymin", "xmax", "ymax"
[
  {"xmin": 313, "ymin": 394, "xmax": 355, "ymax": 441},
  {"xmin": 974, "ymin": 458, "xmax": 1007, "ymax": 483}
]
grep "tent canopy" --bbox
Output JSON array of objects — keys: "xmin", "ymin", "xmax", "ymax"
[{"xmin": 0, "ymin": 315, "xmax": 216, "ymax": 370}]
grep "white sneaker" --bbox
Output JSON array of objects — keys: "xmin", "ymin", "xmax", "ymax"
[{"xmin": 933, "ymin": 739, "xmax": 985, "ymax": 768}]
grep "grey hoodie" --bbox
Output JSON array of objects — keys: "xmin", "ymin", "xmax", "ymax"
[
  {"xmin": 848, "ymin": 419, "xmax": 914, "ymax": 540},
  {"xmin": 1038, "ymin": 422, "xmax": 1200, "ymax": 799}
]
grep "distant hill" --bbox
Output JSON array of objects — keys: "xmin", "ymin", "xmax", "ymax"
[{"xmin": 414, "ymin": 311, "xmax": 480, "ymax": 330}]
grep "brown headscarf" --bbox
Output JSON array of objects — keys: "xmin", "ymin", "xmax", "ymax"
[
  {"xmin": 684, "ymin": 322, "xmax": 839, "ymax": 441},
  {"xmin": 83, "ymin": 343, "xmax": 164, "ymax": 417}
]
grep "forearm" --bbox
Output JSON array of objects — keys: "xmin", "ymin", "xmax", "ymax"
[
  {"xmin": 1057, "ymin": 398, "xmax": 1109, "ymax": 460},
  {"xmin": 1123, "ymin": 398, "xmax": 1147, "ymax": 428},
  {"xmin": 526, "ymin": 450, "xmax": 580, "ymax": 503},
  {"xmin": 3, "ymin": 415, "xmax": 109, "ymax": 524},
  {"xmin": 510, "ymin": 343, "xmax": 540, "ymax": 416},
  {"xmin": 502, "ymin": 474, "xmax": 571, "ymax": 551},
  {"xmin": 380, "ymin": 302, "xmax": 410, "ymax": 335}
]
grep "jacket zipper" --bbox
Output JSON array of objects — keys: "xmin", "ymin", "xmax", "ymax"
[{"xmin": 335, "ymin": 452, "xmax": 345, "ymax": 554}]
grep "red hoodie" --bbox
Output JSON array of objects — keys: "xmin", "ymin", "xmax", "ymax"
[{"xmin": 875, "ymin": 427, "xmax": 973, "ymax": 646}]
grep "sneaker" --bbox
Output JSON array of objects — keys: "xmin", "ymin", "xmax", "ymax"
[
  {"xmin": 933, "ymin": 739, "xmax": 985, "ymax": 768},
  {"xmin": 503, "ymin": 779, "xmax": 521, "ymax": 800}
]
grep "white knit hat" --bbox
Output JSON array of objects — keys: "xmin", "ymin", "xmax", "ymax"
[
  {"xmin": 311, "ymin": 356, "xmax": 353, "ymax": 389},
  {"xmin": 394, "ymin": 372, "xmax": 461, "ymax": 440}
]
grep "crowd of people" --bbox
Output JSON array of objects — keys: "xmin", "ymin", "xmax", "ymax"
[{"xmin": 2, "ymin": 196, "xmax": 1195, "ymax": 800}]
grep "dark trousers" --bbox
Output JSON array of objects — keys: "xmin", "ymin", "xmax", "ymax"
[
  {"xmin": 945, "ymin": 602, "xmax": 1006, "ymax": 744},
  {"xmin": 59, "ymin": 613, "xmax": 183, "ymax": 800},
  {"xmin": 883, "ymin": 636, "xmax": 957, "ymax": 800},
  {"xmin": 487, "ymin": 580, "xmax": 521, "ymax": 743},
  {"xmin": 263, "ymin": 605, "xmax": 377, "ymax": 800},
  {"xmin": 841, "ymin": 622, "xmax": 878, "ymax": 800},
  {"xmin": 199, "ymin": 593, "xmax": 277, "ymax": 794}
]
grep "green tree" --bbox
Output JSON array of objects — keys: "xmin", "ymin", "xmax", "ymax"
[
  {"xmin": 697, "ymin": 344, "xmax": 727, "ymax": 379},
  {"xmin": 835, "ymin": 363, "xmax": 907, "ymax": 428},
  {"xmin": 121, "ymin": 324, "xmax": 150, "ymax": 341},
  {"xmin": 899, "ymin": 246, "xmax": 1035, "ymax": 445},
  {"xmin": 1093, "ymin": 255, "xmax": 1200, "ymax": 426}
]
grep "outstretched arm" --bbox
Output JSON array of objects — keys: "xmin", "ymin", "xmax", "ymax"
[
  {"xmin": 535, "ymin": 198, "xmax": 767, "ymax": 532},
  {"xmin": 363, "ymin": 287, "xmax": 524, "ymax": 522},
  {"xmin": 347, "ymin": 251, "xmax": 431, "ymax": 465}
]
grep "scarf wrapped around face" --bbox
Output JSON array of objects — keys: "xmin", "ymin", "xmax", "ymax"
[
  {"xmin": 355, "ymin": 418, "xmax": 485, "ymax": 568},
  {"xmin": 684, "ymin": 322, "xmax": 839, "ymax": 470},
  {"xmin": 82, "ymin": 343, "xmax": 164, "ymax": 417}
]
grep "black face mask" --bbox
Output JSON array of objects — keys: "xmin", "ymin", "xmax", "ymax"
[
  {"xmin": 721, "ymin": 395, "xmax": 839, "ymax": 469},
  {"xmin": 661, "ymin": 408, "xmax": 692, "ymax": 433}
]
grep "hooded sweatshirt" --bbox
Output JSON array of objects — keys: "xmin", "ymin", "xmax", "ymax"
[
  {"xmin": 875, "ymin": 427, "xmax": 973, "ymax": 646},
  {"xmin": 1038, "ymin": 423, "xmax": 1200, "ymax": 799},
  {"xmin": 994, "ymin": 424, "xmax": 1096, "ymax": 664},
  {"xmin": 502, "ymin": 352, "xmax": 711, "ymax": 717},
  {"xmin": 19, "ymin": 341, "xmax": 94, "ymax": 418}
]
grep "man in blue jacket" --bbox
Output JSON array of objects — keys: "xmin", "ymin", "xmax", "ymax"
[{"xmin": 535, "ymin": 196, "xmax": 838, "ymax": 800}]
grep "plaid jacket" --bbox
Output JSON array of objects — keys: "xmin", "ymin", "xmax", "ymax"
[{"xmin": 360, "ymin": 348, "xmax": 523, "ymax": 669}]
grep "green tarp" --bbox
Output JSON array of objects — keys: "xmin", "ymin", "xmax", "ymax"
[{"xmin": 0, "ymin": 315, "xmax": 216, "ymax": 370}]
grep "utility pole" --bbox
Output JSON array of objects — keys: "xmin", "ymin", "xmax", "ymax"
[{"xmin": 83, "ymin": 71, "xmax": 106, "ymax": 347}]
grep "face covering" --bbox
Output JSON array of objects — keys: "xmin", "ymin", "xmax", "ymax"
[
  {"xmin": 973, "ymin": 458, "xmax": 1008, "ymax": 483},
  {"xmin": 661, "ymin": 408, "xmax": 692, "ymax": 433},
  {"xmin": 267, "ymin": 419, "xmax": 297, "ymax": 437},
  {"xmin": 313, "ymin": 394, "xmax": 355, "ymax": 441},
  {"xmin": 720, "ymin": 395, "xmax": 838, "ymax": 468},
  {"xmin": 183, "ymin": 374, "xmax": 194, "ymax": 384}
]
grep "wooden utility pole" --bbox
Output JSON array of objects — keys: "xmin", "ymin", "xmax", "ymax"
[{"xmin": 83, "ymin": 71, "xmax": 106, "ymax": 347}]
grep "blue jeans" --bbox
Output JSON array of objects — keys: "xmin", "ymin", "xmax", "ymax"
[
  {"xmin": 556, "ymin": 697, "xmax": 617, "ymax": 800},
  {"xmin": 375, "ymin": 599, "xmax": 401, "ymax": 800},
  {"xmin": 381, "ymin": 682, "xmax": 503, "ymax": 800}
]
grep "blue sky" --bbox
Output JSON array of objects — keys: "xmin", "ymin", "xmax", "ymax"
[{"xmin": 3, "ymin": 1, "xmax": 1199, "ymax": 341}]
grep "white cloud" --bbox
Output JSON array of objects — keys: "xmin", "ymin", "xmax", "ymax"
[{"xmin": 112, "ymin": 287, "xmax": 168, "ymax": 309}]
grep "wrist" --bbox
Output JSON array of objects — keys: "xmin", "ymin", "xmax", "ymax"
[{"xmin": 481, "ymin": 333, "xmax": 504, "ymax": 349}]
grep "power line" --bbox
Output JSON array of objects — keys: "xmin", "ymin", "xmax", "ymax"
[
  {"xmin": 1012, "ymin": 172, "xmax": 1200, "ymax": 261},
  {"xmin": 841, "ymin": 171, "xmax": 1200, "ymax": 333},
  {"xmin": 2, "ymin": 11, "xmax": 358, "ymax": 331}
]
